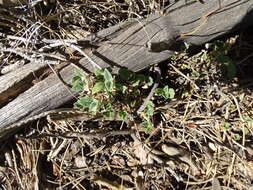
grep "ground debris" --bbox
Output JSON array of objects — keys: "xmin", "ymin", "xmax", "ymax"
[{"xmin": 1, "ymin": 0, "xmax": 253, "ymax": 190}]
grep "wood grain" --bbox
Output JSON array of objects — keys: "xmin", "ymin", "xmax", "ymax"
[{"xmin": 0, "ymin": 62, "xmax": 48, "ymax": 105}]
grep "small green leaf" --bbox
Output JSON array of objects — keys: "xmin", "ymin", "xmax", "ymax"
[
  {"xmin": 141, "ymin": 120, "xmax": 154, "ymax": 134},
  {"xmin": 72, "ymin": 81, "xmax": 85, "ymax": 92},
  {"xmin": 75, "ymin": 97, "xmax": 94, "ymax": 109},
  {"xmin": 234, "ymin": 134, "xmax": 241, "ymax": 141},
  {"xmin": 181, "ymin": 90, "xmax": 189, "ymax": 98},
  {"xmin": 163, "ymin": 86, "xmax": 175, "ymax": 99},
  {"xmin": 130, "ymin": 79, "xmax": 140, "ymax": 87},
  {"xmin": 94, "ymin": 69, "xmax": 104, "ymax": 77},
  {"xmin": 155, "ymin": 88, "xmax": 164, "ymax": 97},
  {"xmin": 170, "ymin": 55, "xmax": 177, "ymax": 61},
  {"xmin": 223, "ymin": 122, "xmax": 231, "ymax": 130},
  {"xmin": 104, "ymin": 103, "xmax": 113, "ymax": 111},
  {"xmin": 130, "ymin": 100, "xmax": 137, "ymax": 107},
  {"xmin": 122, "ymin": 86, "xmax": 128, "ymax": 93},
  {"xmin": 118, "ymin": 111, "xmax": 128, "ymax": 120},
  {"xmin": 119, "ymin": 68, "xmax": 135, "ymax": 81},
  {"xmin": 105, "ymin": 80, "xmax": 114, "ymax": 92},
  {"xmin": 74, "ymin": 97, "xmax": 99, "ymax": 113},
  {"xmin": 103, "ymin": 111, "xmax": 115, "ymax": 119},
  {"xmin": 115, "ymin": 83, "xmax": 127, "ymax": 93},
  {"xmin": 74, "ymin": 69, "xmax": 84, "ymax": 76},
  {"xmin": 243, "ymin": 116, "xmax": 253, "ymax": 122},
  {"xmin": 136, "ymin": 74, "xmax": 146, "ymax": 83},
  {"xmin": 88, "ymin": 98, "xmax": 100, "ymax": 114},
  {"xmin": 182, "ymin": 42, "xmax": 190, "ymax": 52},
  {"xmin": 191, "ymin": 71, "xmax": 200, "ymax": 78},
  {"xmin": 156, "ymin": 86, "xmax": 175, "ymax": 99},
  {"xmin": 200, "ymin": 50, "xmax": 209, "ymax": 61},
  {"xmin": 145, "ymin": 76, "xmax": 154, "ymax": 86},
  {"xmin": 103, "ymin": 68, "xmax": 113, "ymax": 82},
  {"xmin": 73, "ymin": 102, "xmax": 84, "ymax": 110},
  {"xmin": 144, "ymin": 101, "xmax": 154, "ymax": 118},
  {"xmin": 72, "ymin": 75, "xmax": 82, "ymax": 84},
  {"xmin": 230, "ymin": 104, "xmax": 236, "ymax": 109},
  {"xmin": 92, "ymin": 81, "xmax": 105, "ymax": 94},
  {"xmin": 244, "ymin": 127, "xmax": 249, "ymax": 135},
  {"xmin": 71, "ymin": 70, "xmax": 88, "ymax": 92},
  {"xmin": 181, "ymin": 63, "xmax": 190, "ymax": 69},
  {"xmin": 131, "ymin": 89, "xmax": 140, "ymax": 97}
]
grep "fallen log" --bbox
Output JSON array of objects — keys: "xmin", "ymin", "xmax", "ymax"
[{"xmin": 0, "ymin": 0, "xmax": 253, "ymax": 139}]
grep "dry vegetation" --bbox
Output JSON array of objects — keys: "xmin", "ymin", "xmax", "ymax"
[{"xmin": 0, "ymin": 0, "xmax": 253, "ymax": 189}]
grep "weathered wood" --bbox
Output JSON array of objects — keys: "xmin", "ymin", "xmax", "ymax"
[
  {"xmin": 0, "ymin": 64, "xmax": 78, "ymax": 138},
  {"xmin": 0, "ymin": 62, "xmax": 48, "ymax": 105},
  {"xmin": 0, "ymin": 0, "xmax": 252, "ymax": 139},
  {"xmin": 168, "ymin": 0, "xmax": 253, "ymax": 45},
  {"xmin": 79, "ymin": 0, "xmax": 253, "ymax": 72}
]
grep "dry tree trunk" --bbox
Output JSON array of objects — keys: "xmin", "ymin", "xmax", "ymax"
[{"xmin": 0, "ymin": 0, "xmax": 252, "ymax": 139}]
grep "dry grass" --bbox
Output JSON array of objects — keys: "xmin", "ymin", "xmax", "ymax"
[{"xmin": 1, "ymin": 0, "xmax": 253, "ymax": 189}]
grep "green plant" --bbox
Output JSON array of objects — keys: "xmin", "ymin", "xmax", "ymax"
[
  {"xmin": 223, "ymin": 122, "xmax": 231, "ymax": 130},
  {"xmin": 209, "ymin": 40, "xmax": 237, "ymax": 79},
  {"xmin": 139, "ymin": 101, "xmax": 155, "ymax": 133},
  {"xmin": 234, "ymin": 134, "xmax": 241, "ymax": 141},
  {"xmin": 71, "ymin": 68, "xmax": 175, "ymax": 133},
  {"xmin": 155, "ymin": 86, "xmax": 175, "ymax": 99},
  {"xmin": 243, "ymin": 116, "xmax": 253, "ymax": 122}
]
